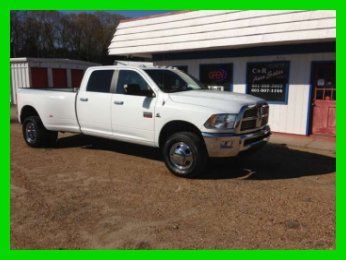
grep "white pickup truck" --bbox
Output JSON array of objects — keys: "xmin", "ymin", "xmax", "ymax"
[{"xmin": 17, "ymin": 65, "xmax": 271, "ymax": 177}]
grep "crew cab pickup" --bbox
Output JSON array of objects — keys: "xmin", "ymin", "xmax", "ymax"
[{"xmin": 17, "ymin": 65, "xmax": 271, "ymax": 177}]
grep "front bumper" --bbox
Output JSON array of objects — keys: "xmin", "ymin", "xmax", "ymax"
[{"xmin": 202, "ymin": 125, "xmax": 271, "ymax": 157}]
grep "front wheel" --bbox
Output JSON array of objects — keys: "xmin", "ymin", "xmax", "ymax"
[
  {"xmin": 22, "ymin": 116, "xmax": 58, "ymax": 147},
  {"xmin": 162, "ymin": 132, "xmax": 207, "ymax": 178}
]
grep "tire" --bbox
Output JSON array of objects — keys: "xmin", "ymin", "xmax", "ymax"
[
  {"xmin": 22, "ymin": 116, "xmax": 58, "ymax": 148},
  {"xmin": 162, "ymin": 131, "xmax": 207, "ymax": 178}
]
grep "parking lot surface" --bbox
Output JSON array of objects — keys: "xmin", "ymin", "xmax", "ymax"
[{"xmin": 11, "ymin": 122, "xmax": 335, "ymax": 249}]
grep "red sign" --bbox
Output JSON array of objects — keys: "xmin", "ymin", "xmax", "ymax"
[
  {"xmin": 200, "ymin": 63, "xmax": 233, "ymax": 91},
  {"xmin": 208, "ymin": 69, "xmax": 227, "ymax": 81}
]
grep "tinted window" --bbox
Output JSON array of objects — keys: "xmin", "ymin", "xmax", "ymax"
[
  {"xmin": 145, "ymin": 69, "xmax": 204, "ymax": 93},
  {"xmin": 116, "ymin": 70, "xmax": 151, "ymax": 96},
  {"xmin": 86, "ymin": 70, "xmax": 114, "ymax": 93}
]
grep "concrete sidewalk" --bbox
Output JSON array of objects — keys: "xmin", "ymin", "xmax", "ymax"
[{"xmin": 270, "ymin": 132, "xmax": 335, "ymax": 152}]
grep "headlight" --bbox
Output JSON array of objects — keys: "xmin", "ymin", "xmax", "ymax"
[{"xmin": 204, "ymin": 114, "xmax": 237, "ymax": 129}]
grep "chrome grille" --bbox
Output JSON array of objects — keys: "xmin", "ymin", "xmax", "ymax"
[
  {"xmin": 238, "ymin": 104, "xmax": 269, "ymax": 133},
  {"xmin": 240, "ymin": 119, "xmax": 257, "ymax": 131},
  {"xmin": 243, "ymin": 107, "xmax": 258, "ymax": 118}
]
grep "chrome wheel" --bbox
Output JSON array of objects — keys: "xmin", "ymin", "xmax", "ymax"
[
  {"xmin": 169, "ymin": 142, "xmax": 194, "ymax": 170},
  {"xmin": 25, "ymin": 121, "xmax": 37, "ymax": 144}
]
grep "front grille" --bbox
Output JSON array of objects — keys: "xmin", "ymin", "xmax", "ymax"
[
  {"xmin": 241, "ymin": 119, "xmax": 257, "ymax": 131},
  {"xmin": 243, "ymin": 107, "xmax": 258, "ymax": 118},
  {"xmin": 261, "ymin": 116, "xmax": 268, "ymax": 126},
  {"xmin": 261, "ymin": 106, "xmax": 269, "ymax": 115},
  {"xmin": 239, "ymin": 104, "xmax": 269, "ymax": 133}
]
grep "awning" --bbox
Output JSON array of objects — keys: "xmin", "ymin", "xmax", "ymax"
[{"xmin": 108, "ymin": 10, "xmax": 336, "ymax": 57}]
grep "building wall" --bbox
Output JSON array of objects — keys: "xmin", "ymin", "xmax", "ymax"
[
  {"xmin": 155, "ymin": 52, "xmax": 335, "ymax": 135},
  {"xmin": 10, "ymin": 58, "xmax": 99, "ymax": 104},
  {"xmin": 109, "ymin": 10, "xmax": 336, "ymax": 56},
  {"xmin": 10, "ymin": 62, "xmax": 30, "ymax": 105}
]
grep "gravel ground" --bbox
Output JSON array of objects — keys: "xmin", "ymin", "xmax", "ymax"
[{"xmin": 10, "ymin": 122, "xmax": 335, "ymax": 249}]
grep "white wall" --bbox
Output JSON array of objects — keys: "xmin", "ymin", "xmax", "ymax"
[
  {"xmin": 10, "ymin": 62, "xmax": 30, "ymax": 105},
  {"xmin": 109, "ymin": 10, "xmax": 336, "ymax": 56},
  {"xmin": 156, "ymin": 52, "xmax": 335, "ymax": 135}
]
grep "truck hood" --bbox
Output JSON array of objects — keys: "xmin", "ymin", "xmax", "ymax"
[{"xmin": 168, "ymin": 90, "xmax": 265, "ymax": 113}]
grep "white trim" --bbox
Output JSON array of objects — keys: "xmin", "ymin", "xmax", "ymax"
[
  {"xmin": 67, "ymin": 69, "xmax": 72, "ymax": 88},
  {"xmin": 47, "ymin": 68, "xmax": 53, "ymax": 88}
]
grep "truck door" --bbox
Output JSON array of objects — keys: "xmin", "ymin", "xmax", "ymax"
[
  {"xmin": 111, "ymin": 69, "xmax": 156, "ymax": 145},
  {"xmin": 76, "ymin": 69, "xmax": 115, "ymax": 138}
]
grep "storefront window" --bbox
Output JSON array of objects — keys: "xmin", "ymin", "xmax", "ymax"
[
  {"xmin": 312, "ymin": 62, "xmax": 335, "ymax": 101},
  {"xmin": 246, "ymin": 61, "xmax": 290, "ymax": 104},
  {"xmin": 199, "ymin": 63, "xmax": 233, "ymax": 91}
]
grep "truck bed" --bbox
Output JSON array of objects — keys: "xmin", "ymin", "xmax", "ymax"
[{"xmin": 17, "ymin": 88, "xmax": 81, "ymax": 133}]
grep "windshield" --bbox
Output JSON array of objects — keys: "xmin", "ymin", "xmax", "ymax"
[{"xmin": 144, "ymin": 69, "xmax": 205, "ymax": 93}]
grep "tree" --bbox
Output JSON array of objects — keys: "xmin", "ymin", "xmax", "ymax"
[{"xmin": 10, "ymin": 11, "xmax": 125, "ymax": 64}]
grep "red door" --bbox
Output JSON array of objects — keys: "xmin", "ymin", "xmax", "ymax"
[
  {"xmin": 311, "ymin": 62, "xmax": 336, "ymax": 136},
  {"xmin": 52, "ymin": 68, "xmax": 67, "ymax": 88},
  {"xmin": 31, "ymin": 67, "xmax": 48, "ymax": 88},
  {"xmin": 71, "ymin": 69, "xmax": 84, "ymax": 88}
]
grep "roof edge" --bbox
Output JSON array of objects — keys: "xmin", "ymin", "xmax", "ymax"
[
  {"xmin": 10, "ymin": 57, "xmax": 100, "ymax": 65},
  {"xmin": 119, "ymin": 11, "xmax": 191, "ymax": 24}
]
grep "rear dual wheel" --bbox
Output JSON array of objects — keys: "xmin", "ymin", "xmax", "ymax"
[{"xmin": 22, "ymin": 116, "xmax": 58, "ymax": 148}]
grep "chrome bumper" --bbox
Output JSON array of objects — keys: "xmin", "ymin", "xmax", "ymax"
[{"xmin": 202, "ymin": 126, "xmax": 271, "ymax": 157}]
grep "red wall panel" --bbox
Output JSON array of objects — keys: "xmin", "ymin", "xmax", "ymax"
[
  {"xmin": 52, "ymin": 68, "xmax": 68, "ymax": 88},
  {"xmin": 31, "ymin": 67, "xmax": 48, "ymax": 88},
  {"xmin": 71, "ymin": 69, "xmax": 84, "ymax": 88}
]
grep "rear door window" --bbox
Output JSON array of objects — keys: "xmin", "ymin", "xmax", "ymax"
[{"xmin": 86, "ymin": 70, "xmax": 114, "ymax": 93}]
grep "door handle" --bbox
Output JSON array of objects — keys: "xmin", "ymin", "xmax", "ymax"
[
  {"xmin": 114, "ymin": 101, "xmax": 124, "ymax": 105},
  {"xmin": 80, "ymin": 97, "xmax": 88, "ymax": 102}
]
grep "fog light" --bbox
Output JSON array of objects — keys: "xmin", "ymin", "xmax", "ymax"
[{"xmin": 220, "ymin": 140, "xmax": 233, "ymax": 149}]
